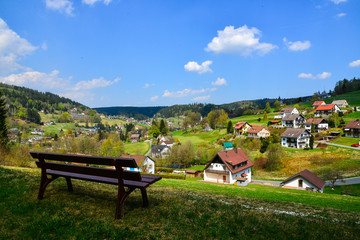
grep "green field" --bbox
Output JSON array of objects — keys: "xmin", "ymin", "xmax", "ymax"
[
  {"xmin": 1, "ymin": 166, "xmax": 359, "ymax": 239},
  {"xmin": 323, "ymin": 90, "xmax": 360, "ymax": 106},
  {"xmin": 172, "ymin": 129, "xmax": 226, "ymax": 146},
  {"xmin": 41, "ymin": 123, "xmax": 76, "ymax": 134},
  {"xmin": 230, "ymin": 112, "xmax": 278, "ymax": 127},
  {"xmin": 330, "ymin": 137, "xmax": 359, "ymax": 146},
  {"xmin": 187, "ymin": 165, "xmax": 206, "ymax": 171},
  {"xmin": 124, "ymin": 141, "xmax": 150, "ymax": 155}
]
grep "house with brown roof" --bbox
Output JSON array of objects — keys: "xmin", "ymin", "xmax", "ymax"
[
  {"xmin": 275, "ymin": 107, "xmax": 299, "ymax": 119},
  {"xmin": 247, "ymin": 126, "xmax": 271, "ymax": 138},
  {"xmin": 280, "ymin": 128, "xmax": 312, "ymax": 149},
  {"xmin": 203, "ymin": 148, "xmax": 253, "ymax": 185},
  {"xmin": 305, "ymin": 118, "xmax": 328, "ymax": 132},
  {"xmin": 233, "ymin": 122, "xmax": 252, "ymax": 135},
  {"xmin": 121, "ymin": 154, "xmax": 156, "ymax": 174},
  {"xmin": 159, "ymin": 140, "xmax": 175, "ymax": 148},
  {"xmin": 312, "ymin": 101, "xmax": 326, "ymax": 108},
  {"xmin": 344, "ymin": 119, "xmax": 360, "ymax": 138},
  {"xmin": 185, "ymin": 170, "xmax": 202, "ymax": 178},
  {"xmin": 331, "ymin": 100, "xmax": 349, "ymax": 108},
  {"xmin": 130, "ymin": 134, "xmax": 140, "ymax": 142},
  {"xmin": 314, "ymin": 104, "xmax": 340, "ymax": 117},
  {"xmin": 281, "ymin": 114, "xmax": 306, "ymax": 128},
  {"xmin": 280, "ymin": 169, "xmax": 325, "ymax": 193}
]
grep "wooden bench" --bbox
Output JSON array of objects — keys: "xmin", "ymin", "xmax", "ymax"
[{"xmin": 30, "ymin": 151, "xmax": 161, "ymax": 219}]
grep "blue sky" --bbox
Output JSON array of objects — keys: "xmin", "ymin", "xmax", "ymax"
[{"xmin": 0, "ymin": 0, "xmax": 359, "ymax": 108}]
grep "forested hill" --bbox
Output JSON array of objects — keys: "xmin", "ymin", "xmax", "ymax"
[
  {"xmin": 93, "ymin": 106, "xmax": 166, "ymax": 119},
  {"xmin": 0, "ymin": 83, "xmax": 89, "ymax": 115}
]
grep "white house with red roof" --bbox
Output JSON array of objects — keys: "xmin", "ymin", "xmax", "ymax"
[
  {"xmin": 275, "ymin": 107, "xmax": 299, "ymax": 119},
  {"xmin": 203, "ymin": 148, "xmax": 253, "ymax": 185},
  {"xmin": 247, "ymin": 126, "xmax": 271, "ymax": 138},
  {"xmin": 121, "ymin": 154, "xmax": 156, "ymax": 174},
  {"xmin": 233, "ymin": 122, "xmax": 252, "ymax": 135},
  {"xmin": 280, "ymin": 169, "xmax": 325, "ymax": 193},
  {"xmin": 315, "ymin": 104, "xmax": 340, "ymax": 117}
]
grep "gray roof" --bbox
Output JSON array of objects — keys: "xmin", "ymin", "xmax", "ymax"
[
  {"xmin": 280, "ymin": 128, "xmax": 310, "ymax": 138},
  {"xmin": 282, "ymin": 114, "xmax": 305, "ymax": 121},
  {"xmin": 280, "ymin": 107, "xmax": 296, "ymax": 113},
  {"xmin": 331, "ymin": 100, "xmax": 347, "ymax": 105}
]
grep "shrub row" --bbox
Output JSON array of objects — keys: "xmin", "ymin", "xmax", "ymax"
[
  {"xmin": 155, "ymin": 167, "xmax": 176, "ymax": 173},
  {"xmin": 143, "ymin": 173, "xmax": 185, "ymax": 180}
]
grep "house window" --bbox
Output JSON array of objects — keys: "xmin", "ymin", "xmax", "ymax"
[{"xmin": 298, "ymin": 179, "xmax": 303, "ymax": 188}]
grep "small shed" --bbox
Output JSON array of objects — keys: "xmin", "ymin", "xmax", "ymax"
[
  {"xmin": 186, "ymin": 170, "xmax": 202, "ymax": 178},
  {"xmin": 222, "ymin": 142, "xmax": 233, "ymax": 150},
  {"xmin": 280, "ymin": 169, "xmax": 325, "ymax": 193}
]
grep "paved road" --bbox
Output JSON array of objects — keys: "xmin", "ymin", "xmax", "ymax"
[
  {"xmin": 252, "ymin": 177, "xmax": 360, "ymax": 187},
  {"xmin": 144, "ymin": 139, "xmax": 152, "ymax": 156},
  {"xmin": 326, "ymin": 177, "xmax": 360, "ymax": 186},
  {"xmin": 322, "ymin": 142, "xmax": 360, "ymax": 150}
]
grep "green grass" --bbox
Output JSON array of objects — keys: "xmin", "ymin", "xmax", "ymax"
[
  {"xmin": 187, "ymin": 165, "xmax": 206, "ymax": 171},
  {"xmin": 323, "ymin": 90, "xmax": 360, "ymax": 106},
  {"xmin": 324, "ymin": 184, "xmax": 360, "ymax": 196},
  {"xmin": 172, "ymin": 129, "xmax": 226, "ymax": 146},
  {"xmin": 41, "ymin": 123, "xmax": 76, "ymax": 134},
  {"xmin": 330, "ymin": 137, "xmax": 359, "ymax": 146},
  {"xmin": 230, "ymin": 112, "xmax": 278, "ymax": 127},
  {"xmin": 344, "ymin": 111, "xmax": 360, "ymax": 123},
  {"xmin": 124, "ymin": 141, "xmax": 150, "ymax": 155},
  {"xmin": 1, "ymin": 166, "xmax": 359, "ymax": 239}
]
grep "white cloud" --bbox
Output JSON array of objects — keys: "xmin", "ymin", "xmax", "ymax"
[
  {"xmin": 41, "ymin": 42, "xmax": 48, "ymax": 51},
  {"xmin": 184, "ymin": 60, "xmax": 213, "ymax": 74},
  {"xmin": 192, "ymin": 95, "xmax": 210, "ymax": 102},
  {"xmin": 349, "ymin": 59, "xmax": 360, "ymax": 68},
  {"xmin": 144, "ymin": 83, "xmax": 150, "ymax": 88},
  {"xmin": 331, "ymin": 0, "xmax": 347, "ymax": 4},
  {"xmin": 45, "ymin": 0, "xmax": 74, "ymax": 16},
  {"xmin": 211, "ymin": 77, "xmax": 227, "ymax": 86},
  {"xmin": 0, "ymin": 70, "xmax": 70, "ymax": 89},
  {"xmin": 0, "ymin": 18, "xmax": 37, "ymax": 74},
  {"xmin": 336, "ymin": 13, "xmax": 347, "ymax": 18},
  {"xmin": 82, "ymin": 0, "xmax": 112, "ymax": 5},
  {"xmin": 298, "ymin": 72, "xmax": 331, "ymax": 79},
  {"xmin": 150, "ymin": 96, "xmax": 159, "ymax": 101},
  {"xmin": 298, "ymin": 73, "xmax": 315, "ymax": 79},
  {"xmin": 163, "ymin": 88, "xmax": 216, "ymax": 98},
  {"xmin": 205, "ymin": 25, "xmax": 277, "ymax": 56},
  {"xmin": 60, "ymin": 91, "xmax": 95, "ymax": 102},
  {"xmin": 73, "ymin": 77, "xmax": 120, "ymax": 91},
  {"xmin": 283, "ymin": 38, "xmax": 311, "ymax": 51},
  {"xmin": 317, "ymin": 72, "xmax": 332, "ymax": 79}
]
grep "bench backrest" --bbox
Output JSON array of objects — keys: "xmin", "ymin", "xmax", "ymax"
[{"xmin": 30, "ymin": 151, "xmax": 142, "ymax": 181}]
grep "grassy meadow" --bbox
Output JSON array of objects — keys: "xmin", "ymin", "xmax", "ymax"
[
  {"xmin": 124, "ymin": 141, "xmax": 150, "ymax": 155},
  {"xmin": 230, "ymin": 112, "xmax": 278, "ymax": 127},
  {"xmin": 172, "ymin": 129, "xmax": 227, "ymax": 147},
  {"xmin": 1, "ymin": 166, "xmax": 359, "ymax": 239},
  {"xmin": 330, "ymin": 137, "xmax": 359, "ymax": 146},
  {"xmin": 323, "ymin": 90, "xmax": 360, "ymax": 106}
]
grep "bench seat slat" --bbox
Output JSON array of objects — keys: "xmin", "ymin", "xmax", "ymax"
[
  {"xmin": 47, "ymin": 170, "xmax": 150, "ymax": 188},
  {"xmin": 141, "ymin": 175, "xmax": 162, "ymax": 184},
  {"xmin": 31, "ymin": 151, "xmax": 137, "ymax": 168},
  {"xmin": 36, "ymin": 161, "xmax": 142, "ymax": 181}
]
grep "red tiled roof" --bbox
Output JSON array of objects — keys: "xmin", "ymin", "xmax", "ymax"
[
  {"xmin": 281, "ymin": 169, "xmax": 325, "ymax": 189},
  {"xmin": 120, "ymin": 154, "xmax": 148, "ymax": 166},
  {"xmin": 345, "ymin": 119, "xmax": 360, "ymax": 129},
  {"xmin": 248, "ymin": 125, "xmax": 268, "ymax": 134},
  {"xmin": 315, "ymin": 104, "xmax": 336, "ymax": 111},
  {"xmin": 233, "ymin": 122, "xmax": 249, "ymax": 129},
  {"xmin": 217, "ymin": 148, "xmax": 253, "ymax": 174},
  {"xmin": 312, "ymin": 101, "xmax": 325, "ymax": 106}
]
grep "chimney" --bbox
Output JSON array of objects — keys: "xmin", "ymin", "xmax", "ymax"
[{"xmin": 234, "ymin": 148, "xmax": 238, "ymax": 154}]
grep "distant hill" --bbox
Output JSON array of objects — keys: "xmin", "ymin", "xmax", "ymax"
[
  {"xmin": 0, "ymin": 83, "xmax": 90, "ymax": 116},
  {"xmin": 93, "ymin": 106, "xmax": 167, "ymax": 120}
]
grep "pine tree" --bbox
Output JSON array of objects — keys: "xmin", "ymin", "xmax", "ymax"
[
  {"xmin": 226, "ymin": 120, "xmax": 233, "ymax": 134},
  {"xmin": 159, "ymin": 119, "xmax": 167, "ymax": 135},
  {"xmin": 263, "ymin": 111, "xmax": 268, "ymax": 121},
  {"xmin": 0, "ymin": 95, "xmax": 9, "ymax": 148}
]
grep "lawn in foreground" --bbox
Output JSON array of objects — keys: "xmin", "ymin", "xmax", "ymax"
[{"xmin": 1, "ymin": 166, "xmax": 359, "ymax": 239}]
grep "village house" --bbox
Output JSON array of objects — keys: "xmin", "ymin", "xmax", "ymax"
[
  {"xmin": 31, "ymin": 128, "xmax": 44, "ymax": 135},
  {"xmin": 331, "ymin": 100, "xmax": 349, "ymax": 108},
  {"xmin": 151, "ymin": 145, "xmax": 171, "ymax": 158},
  {"xmin": 203, "ymin": 148, "xmax": 253, "ymax": 185},
  {"xmin": 130, "ymin": 134, "xmax": 140, "ymax": 142},
  {"xmin": 203, "ymin": 123, "xmax": 213, "ymax": 132},
  {"xmin": 312, "ymin": 101, "xmax": 326, "ymax": 108},
  {"xmin": 275, "ymin": 107, "xmax": 299, "ymax": 119},
  {"xmin": 159, "ymin": 140, "xmax": 175, "ymax": 148},
  {"xmin": 247, "ymin": 126, "xmax": 271, "ymax": 138},
  {"xmin": 185, "ymin": 170, "xmax": 202, "ymax": 178},
  {"xmin": 282, "ymin": 114, "xmax": 306, "ymax": 128},
  {"xmin": 304, "ymin": 118, "xmax": 328, "ymax": 132},
  {"xmin": 344, "ymin": 119, "xmax": 360, "ymax": 138},
  {"xmin": 233, "ymin": 121, "xmax": 252, "ymax": 135},
  {"xmin": 280, "ymin": 169, "xmax": 325, "ymax": 193},
  {"xmin": 280, "ymin": 128, "xmax": 312, "ymax": 149},
  {"xmin": 314, "ymin": 104, "xmax": 340, "ymax": 117},
  {"xmin": 121, "ymin": 154, "xmax": 155, "ymax": 174}
]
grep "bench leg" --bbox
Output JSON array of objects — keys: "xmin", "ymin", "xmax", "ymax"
[
  {"xmin": 115, "ymin": 187, "xmax": 135, "ymax": 220},
  {"xmin": 38, "ymin": 175, "xmax": 58, "ymax": 200},
  {"xmin": 65, "ymin": 177, "xmax": 73, "ymax": 192},
  {"xmin": 141, "ymin": 188, "xmax": 149, "ymax": 208}
]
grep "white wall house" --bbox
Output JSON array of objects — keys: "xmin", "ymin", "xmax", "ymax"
[
  {"xmin": 304, "ymin": 118, "xmax": 328, "ymax": 132},
  {"xmin": 275, "ymin": 107, "xmax": 299, "ymax": 119},
  {"xmin": 121, "ymin": 154, "xmax": 156, "ymax": 174},
  {"xmin": 281, "ymin": 114, "xmax": 306, "ymax": 128},
  {"xmin": 314, "ymin": 104, "xmax": 341, "ymax": 117},
  {"xmin": 203, "ymin": 148, "xmax": 253, "ymax": 185},
  {"xmin": 281, "ymin": 128, "xmax": 312, "ymax": 149},
  {"xmin": 344, "ymin": 119, "xmax": 360, "ymax": 138},
  {"xmin": 281, "ymin": 169, "xmax": 325, "ymax": 193}
]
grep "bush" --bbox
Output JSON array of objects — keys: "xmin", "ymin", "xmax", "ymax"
[
  {"xmin": 156, "ymin": 167, "xmax": 175, "ymax": 173},
  {"xmin": 142, "ymin": 173, "xmax": 185, "ymax": 180},
  {"xmin": 254, "ymin": 157, "xmax": 267, "ymax": 170}
]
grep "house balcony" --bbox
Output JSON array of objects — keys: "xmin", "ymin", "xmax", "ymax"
[{"xmin": 205, "ymin": 169, "xmax": 228, "ymax": 175}]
